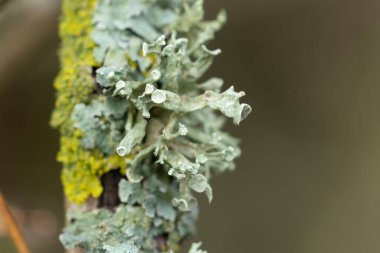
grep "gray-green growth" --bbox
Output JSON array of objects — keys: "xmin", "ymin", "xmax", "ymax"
[{"xmin": 58, "ymin": 0, "xmax": 251, "ymax": 252}]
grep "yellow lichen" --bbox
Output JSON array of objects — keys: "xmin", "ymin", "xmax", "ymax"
[
  {"xmin": 58, "ymin": 131, "xmax": 126, "ymax": 204},
  {"xmin": 51, "ymin": 0, "xmax": 97, "ymax": 133},
  {"xmin": 51, "ymin": 0, "xmax": 127, "ymax": 204}
]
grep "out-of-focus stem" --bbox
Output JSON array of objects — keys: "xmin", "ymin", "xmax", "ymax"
[{"xmin": 0, "ymin": 192, "xmax": 31, "ymax": 253}]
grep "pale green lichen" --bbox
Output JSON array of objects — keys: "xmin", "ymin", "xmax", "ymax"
[
  {"xmin": 61, "ymin": 170, "xmax": 198, "ymax": 253},
  {"xmin": 188, "ymin": 242, "xmax": 207, "ymax": 253},
  {"xmin": 54, "ymin": 0, "xmax": 251, "ymax": 252}
]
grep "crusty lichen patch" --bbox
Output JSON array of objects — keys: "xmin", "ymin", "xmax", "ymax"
[{"xmin": 51, "ymin": 0, "xmax": 127, "ymax": 204}]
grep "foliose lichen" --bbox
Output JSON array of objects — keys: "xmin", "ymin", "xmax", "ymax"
[{"xmin": 52, "ymin": 0, "xmax": 251, "ymax": 252}]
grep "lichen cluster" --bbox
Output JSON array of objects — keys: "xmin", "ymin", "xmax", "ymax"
[
  {"xmin": 52, "ymin": 0, "xmax": 251, "ymax": 252},
  {"xmin": 51, "ymin": 0, "xmax": 127, "ymax": 204}
]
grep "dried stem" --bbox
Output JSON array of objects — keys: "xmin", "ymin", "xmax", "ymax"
[{"xmin": 0, "ymin": 192, "xmax": 31, "ymax": 253}]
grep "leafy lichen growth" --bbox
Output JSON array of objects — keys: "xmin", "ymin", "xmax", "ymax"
[
  {"xmin": 60, "ymin": 172, "xmax": 198, "ymax": 253},
  {"xmin": 53, "ymin": 0, "xmax": 251, "ymax": 252}
]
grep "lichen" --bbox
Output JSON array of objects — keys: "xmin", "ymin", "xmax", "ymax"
[
  {"xmin": 51, "ymin": 0, "xmax": 128, "ymax": 203},
  {"xmin": 58, "ymin": 130, "xmax": 127, "ymax": 203},
  {"xmin": 60, "ymin": 173, "xmax": 198, "ymax": 253},
  {"xmin": 52, "ymin": 0, "xmax": 251, "ymax": 252}
]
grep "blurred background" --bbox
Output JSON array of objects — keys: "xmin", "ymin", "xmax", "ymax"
[{"xmin": 2, "ymin": 0, "xmax": 380, "ymax": 252}]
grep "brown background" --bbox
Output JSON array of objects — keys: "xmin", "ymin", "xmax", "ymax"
[{"xmin": 1, "ymin": 0, "xmax": 380, "ymax": 252}]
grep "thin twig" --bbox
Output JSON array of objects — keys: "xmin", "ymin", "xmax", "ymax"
[{"xmin": 0, "ymin": 192, "xmax": 31, "ymax": 253}]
